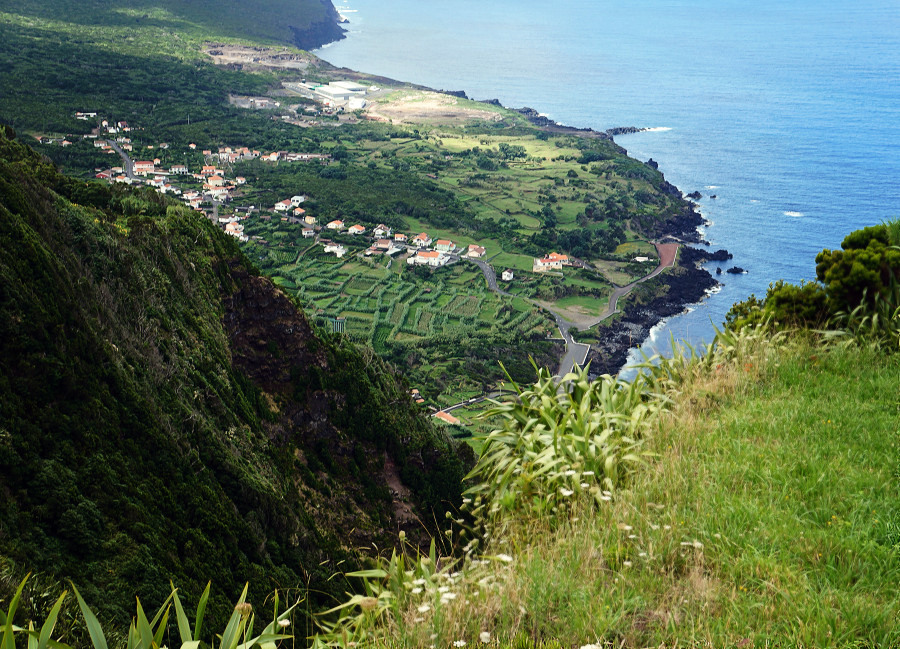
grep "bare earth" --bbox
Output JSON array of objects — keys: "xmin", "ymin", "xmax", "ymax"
[
  {"xmin": 203, "ymin": 43, "xmax": 313, "ymax": 71},
  {"xmin": 366, "ymin": 92, "xmax": 504, "ymax": 125}
]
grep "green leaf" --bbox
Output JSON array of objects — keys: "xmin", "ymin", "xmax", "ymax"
[
  {"xmin": 28, "ymin": 621, "xmax": 37, "ymax": 649},
  {"xmin": 3, "ymin": 574, "xmax": 29, "ymax": 649},
  {"xmin": 171, "ymin": 590, "xmax": 192, "ymax": 645},
  {"xmin": 194, "ymin": 582, "xmax": 211, "ymax": 642},
  {"xmin": 71, "ymin": 583, "xmax": 108, "ymax": 649},
  {"xmin": 135, "ymin": 598, "xmax": 153, "ymax": 649},
  {"xmin": 344, "ymin": 569, "xmax": 387, "ymax": 579},
  {"xmin": 38, "ymin": 591, "xmax": 67, "ymax": 649}
]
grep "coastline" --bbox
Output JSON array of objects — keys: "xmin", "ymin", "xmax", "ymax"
[{"xmin": 307, "ymin": 6, "xmax": 726, "ymax": 375}]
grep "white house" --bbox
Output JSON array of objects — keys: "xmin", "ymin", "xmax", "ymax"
[
  {"xmin": 533, "ymin": 252, "xmax": 569, "ymax": 272},
  {"xmin": 274, "ymin": 199, "xmax": 292, "ymax": 212},
  {"xmin": 373, "ymin": 224, "xmax": 392, "ymax": 238},
  {"xmin": 324, "ymin": 243, "xmax": 346, "ymax": 258},
  {"xmin": 407, "ymin": 250, "xmax": 449, "ymax": 267},
  {"xmin": 413, "ymin": 232, "xmax": 432, "ymax": 248},
  {"xmin": 466, "ymin": 244, "xmax": 486, "ymax": 258},
  {"xmin": 291, "ymin": 195, "xmax": 307, "ymax": 206},
  {"xmin": 501, "ymin": 270, "xmax": 514, "ymax": 282},
  {"xmin": 326, "ymin": 219, "xmax": 345, "ymax": 231},
  {"xmin": 434, "ymin": 239, "xmax": 456, "ymax": 254},
  {"xmin": 348, "ymin": 224, "xmax": 366, "ymax": 235}
]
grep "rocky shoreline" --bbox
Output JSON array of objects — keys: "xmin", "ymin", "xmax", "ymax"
[{"xmin": 306, "ymin": 5, "xmax": 729, "ymax": 376}]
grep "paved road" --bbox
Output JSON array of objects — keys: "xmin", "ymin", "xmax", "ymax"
[
  {"xmin": 464, "ymin": 242, "xmax": 679, "ymax": 380},
  {"xmin": 107, "ymin": 140, "xmax": 136, "ymax": 179}
]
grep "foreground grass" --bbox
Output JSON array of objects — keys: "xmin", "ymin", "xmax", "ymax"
[{"xmin": 360, "ymin": 340, "xmax": 899, "ymax": 648}]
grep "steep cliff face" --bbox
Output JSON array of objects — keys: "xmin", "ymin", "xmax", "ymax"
[
  {"xmin": 0, "ymin": 127, "xmax": 467, "ymax": 624},
  {"xmin": 290, "ymin": 0, "xmax": 347, "ymax": 50}
]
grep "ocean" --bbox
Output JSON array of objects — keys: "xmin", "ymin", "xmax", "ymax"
[{"xmin": 316, "ymin": 0, "xmax": 900, "ymax": 363}]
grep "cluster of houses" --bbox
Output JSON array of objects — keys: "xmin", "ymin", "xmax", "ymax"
[{"xmin": 314, "ymin": 221, "xmax": 495, "ymax": 270}]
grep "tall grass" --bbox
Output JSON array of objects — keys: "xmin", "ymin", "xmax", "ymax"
[{"xmin": 313, "ymin": 326, "xmax": 900, "ymax": 647}]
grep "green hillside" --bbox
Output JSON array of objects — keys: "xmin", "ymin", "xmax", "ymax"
[
  {"xmin": 0, "ymin": 0, "xmax": 343, "ymax": 49},
  {"xmin": 0, "ymin": 125, "xmax": 469, "ymax": 633}
]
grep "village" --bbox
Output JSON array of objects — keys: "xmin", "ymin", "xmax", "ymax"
[
  {"xmin": 64, "ymin": 111, "xmax": 571, "ymax": 287},
  {"xmin": 53, "ymin": 98, "xmax": 667, "ymax": 424}
]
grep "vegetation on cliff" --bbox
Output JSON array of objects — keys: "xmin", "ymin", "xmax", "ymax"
[{"xmin": 0, "ymin": 126, "xmax": 469, "ymax": 634}]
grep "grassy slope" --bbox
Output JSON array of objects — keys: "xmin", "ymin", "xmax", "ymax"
[{"xmin": 375, "ymin": 339, "xmax": 900, "ymax": 648}]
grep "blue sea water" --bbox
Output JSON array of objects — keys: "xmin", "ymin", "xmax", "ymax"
[{"xmin": 316, "ymin": 0, "xmax": 900, "ymax": 362}]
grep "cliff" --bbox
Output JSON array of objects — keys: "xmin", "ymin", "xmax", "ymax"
[{"xmin": 0, "ymin": 127, "xmax": 468, "ymax": 626}]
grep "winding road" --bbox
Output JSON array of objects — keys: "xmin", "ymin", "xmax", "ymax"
[{"xmin": 465, "ymin": 242, "xmax": 679, "ymax": 380}]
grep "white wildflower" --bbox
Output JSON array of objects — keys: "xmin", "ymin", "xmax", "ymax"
[
  {"xmin": 622, "ymin": 560, "xmax": 633, "ymax": 567},
  {"xmin": 564, "ymin": 469, "xmax": 577, "ymax": 477},
  {"xmin": 417, "ymin": 604, "xmax": 431, "ymax": 613},
  {"xmin": 479, "ymin": 631, "xmax": 491, "ymax": 643},
  {"xmin": 560, "ymin": 488, "xmax": 574, "ymax": 497},
  {"xmin": 580, "ymin": 482, "xmax": 590, "ymax": 489},
  {"xmin": 438, "ymin": 586, "xmax": 450, "ymax": 593},
  {"xmin": 277, "ymin": 619, "xmax": 290, "ymax": 628},
  {"xmin": 496, "ymin": 553, "xmax": 514, "ymax": 563},
  {"xmin": 441, "ymin": 592, "xmax": 458, "ymax": 601},
  {"xmin": 412, "ymin": 587, "xmax": 423, "ymax": 595},
  {"xmin": 582, "ymin": 470, "xmax": 595, "ymax": 476},
  {"xmin": 413, "ymin": 578, "xmax": 426, "ymax": 586},
  {"xmin": 414, "ymin": 617, "xmax": 425, "ymax": 623},
  {"xmin": 454, "ymin": 641, "xmax": 466, "ymax": 648}
]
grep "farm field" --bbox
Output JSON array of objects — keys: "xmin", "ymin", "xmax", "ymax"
[{"xmin": 258, "ymin": 248, "xmax": 563, "ymax": 406}]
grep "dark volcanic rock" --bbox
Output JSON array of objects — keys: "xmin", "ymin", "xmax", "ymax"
[
  {"xmin": 726, "ymin": 266, "xmax": 747, "ymax": 274},
  {"xmin": 585, "ymin": 263, "xmax": 719, "ymax": 376},
  {"xmin": 440, "ymin": 90, "xmax": 469, "ymax": 99},
  {"xmin": 646, "ymin": 158, "xmax": 659, "ymax": 169},
  {"xmin": 680, "ymin": 247, "xmax": 733, "ymax": 264},
  {"xmin": 605, "ymin": 126, "xmax": 643, "ymax": 137},
  {"xmin": 686, "ymin": 190, "xmax": 702, "ymax": 200}
]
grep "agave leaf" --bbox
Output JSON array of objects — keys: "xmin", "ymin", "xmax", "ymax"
[
  {"xmin": 28, "ymin": 621, "xmax": 37, "ymax": 649},
  {"xmin": 344, "ymin": 569, "xmax": 388, "ymax": 579},
  {"xmin": 171, "ymin": 590, "xmax": 192, "ymax": 645},
  {"xmin": 2, "ymin": 574, "xmax": 29, "ymax": 649},
  {"xmin": 71, "ymin": 583, "xmax": 108, "ymax": 649},
  {"xmin": 152, "ymin": 607, "xmax": 170, "ymax": 648},
  {"xmin": 135, "ymin": 598, "xmax": 153, "ymax": 649},
  {"xmin": 218, "ymin": 609, "xmax": 243, "ymax": 649},
  {"xmin": 194, "ymin": 582, "xmax": 211, "ymax": 642},
  {"xmin": 37, "ymin": 591, "xmax": 67, "ymax": 649}
]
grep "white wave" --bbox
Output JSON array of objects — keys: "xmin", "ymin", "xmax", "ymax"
[
  {"xmin": 643, "ymin": 126, "xmax": 672, "ymax": 132},
  {"xmin": 750, "ymin": 199, "xmax": 759, "ymax": 203},
  {"xmin": 784, "ymin": 211, "xmax": 804, "ymax": 217},
  {"xmin": 705, "ymin": 185, "xmax": 719, "ymax": 189}
]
